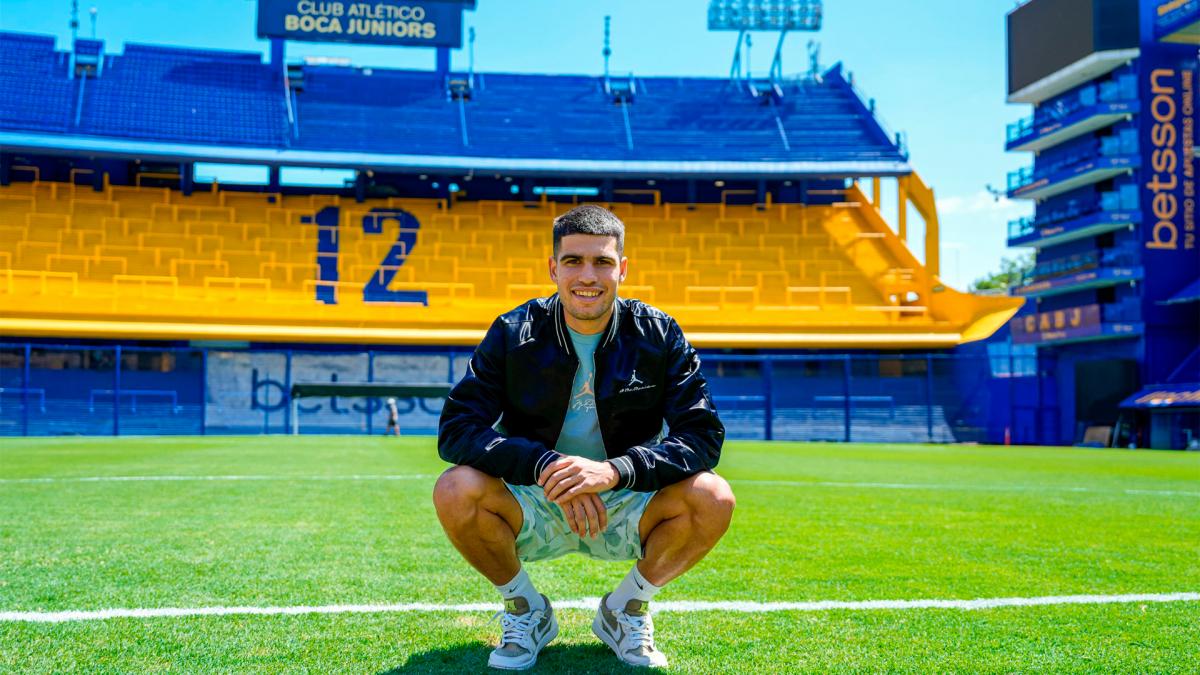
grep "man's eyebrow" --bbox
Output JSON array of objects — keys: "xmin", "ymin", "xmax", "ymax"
[{"xmin": 557, "ymin": 253, "xmax": 617, "ymax": 262}]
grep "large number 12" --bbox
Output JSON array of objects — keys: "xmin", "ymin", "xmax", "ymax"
[{"xmin": 307, "ymin": 206, "xmax": 428, "ymax": 306}]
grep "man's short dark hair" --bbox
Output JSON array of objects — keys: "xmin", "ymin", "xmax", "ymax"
[{"xmin": 552, "ymin": 204, "xmax": 625, "ymax": 255}]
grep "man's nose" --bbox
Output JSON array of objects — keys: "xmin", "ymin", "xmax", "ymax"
[{"xmin": 579, "ymin": 264, "xmax": 598, "ymax": 283}]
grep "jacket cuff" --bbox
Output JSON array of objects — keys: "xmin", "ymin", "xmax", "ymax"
[
  {"xmin": 607, "ymin": 455, "xmax": 637, "ymax": 491},
  {"xmin": 532, "ymin": 449, "xmax": 562, "ymax": 484}
]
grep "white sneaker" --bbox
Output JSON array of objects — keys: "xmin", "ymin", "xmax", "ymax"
[
  {"xmin": 592, "ymin": 593, "xmax": 668, "ymax": 668},
  {"xmin": 488, "ymin": 594, "xmax": 558, "ymax": 671}
]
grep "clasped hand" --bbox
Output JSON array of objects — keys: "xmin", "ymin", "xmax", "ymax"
[{"xmin": 538, "ymin": 456, "xmax": 619, "ymax": 539}]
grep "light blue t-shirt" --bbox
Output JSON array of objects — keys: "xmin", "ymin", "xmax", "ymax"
[{"xmin": 557, "ymin": 327, "xmax": 606, "ymax": 461}]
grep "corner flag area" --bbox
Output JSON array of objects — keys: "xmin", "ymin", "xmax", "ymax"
[{"xmin": 2, "ymin": 437, "xmax": 1196, "ymax": 672}]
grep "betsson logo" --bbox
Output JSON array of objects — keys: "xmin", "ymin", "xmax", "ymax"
[{"xmin": 1147, "ymin": 68, "xmax": 1182, "ymax": 251}]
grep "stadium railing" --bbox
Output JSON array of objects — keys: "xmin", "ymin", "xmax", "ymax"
[{"xmin": 0, "ymin": 340, "xmax": 1047, "ymax": 444}]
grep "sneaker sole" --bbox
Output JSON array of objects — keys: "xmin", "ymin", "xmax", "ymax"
[{"xmin": 488, "ymin": 619, "xmax": 559, "ymax": 671}]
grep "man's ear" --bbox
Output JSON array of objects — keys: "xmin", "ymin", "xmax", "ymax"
[
  {"xmin": 548, "ymin": 256, "xmax": 558, "ymax": 283},
  {"xmin": 619, "ymin": 256, "xmax": 628, "ymax": 282}
]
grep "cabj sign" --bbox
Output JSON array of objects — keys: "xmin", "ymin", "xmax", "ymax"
[
  {"xmin": 257, "ymin": 0, "xmax": 465, "ymax": 48},
  {"xmin": 1010, "ymin": 304, "xmax": 1102, "ymax": 344}
]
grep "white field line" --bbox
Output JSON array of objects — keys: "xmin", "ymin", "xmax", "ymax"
[
  {"xmin": 3, "ymin": 592, "xmax": 1198, "ymax": 624},
  {"xmin": 732, "ymin": 479, "xmax": 1200, "ymax": 498},
  {"xmin": 0, "ymin": 474, "xmax": 434, "ymax": 484},
  {"xmin": 1, "ymin": 475, "xmax": 1196, "ymax": 498},
  {"xmin": 1122, "ymin": 488, "xmax": 1200, "ymax": 497}
]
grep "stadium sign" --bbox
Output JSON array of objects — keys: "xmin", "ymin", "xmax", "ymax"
[
  {"xmin": 1136, "ymin": 41, "xmax": 1196, "ymax": 372},
  {"xmin": 1010, "ymin": 304, "xmax": 1105, "ymax": 344},
  {"xmin": 1140, "ymin": 58, "xmax": 1194, "ymax": 255},
  {"xmin": 257, "ymin": 0, "xmax": 468, "ymax": 48},
  {"xmin": 1154, "ymin": 0, "xmax": 1200, "ymax": 43}
]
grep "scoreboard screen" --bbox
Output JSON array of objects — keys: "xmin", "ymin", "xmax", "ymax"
[{"xmin": 1007, "ymin": 0, "xmax": 1139, "ymax": 96}]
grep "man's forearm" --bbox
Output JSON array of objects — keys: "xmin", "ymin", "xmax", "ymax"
[
  {"xmin": 610, "ymin": 425, "xmax": 723, "ymax": 492},
  {"xmin": 439, "ymin": 419, "xmax": 559, "ymax": 486}
]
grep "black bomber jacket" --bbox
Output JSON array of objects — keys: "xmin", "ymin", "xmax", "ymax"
[{"xmin": 437, "ymin": 294, "xmax": 725, "ymax": 491}]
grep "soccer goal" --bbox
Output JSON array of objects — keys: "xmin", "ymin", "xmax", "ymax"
[{"xmin": 288, "ymin": 382, "xmax": 453, "ymax": 435}]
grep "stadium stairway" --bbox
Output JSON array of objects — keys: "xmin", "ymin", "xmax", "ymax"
[{"xmin": 0, "ymin": 181, "xmax": 1020, "ymax": 348}]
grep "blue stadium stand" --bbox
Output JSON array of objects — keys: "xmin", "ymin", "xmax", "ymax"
[
  {"xmin": 0, "ymin": 33, "xmax": 75, "ymax": 134},
  {"xmin": 0, "ymin": 31, "xmax": 906, "ymax": 177},
  {"xmin": 292, "ymin": 65, "xmax": 903, "ymax": 165}
]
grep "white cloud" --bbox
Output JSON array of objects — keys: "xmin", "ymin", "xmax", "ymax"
[
  {"xmin": 936, "ymin": 190, "xmax": 1028, "ymax": 216},
  {"xmin": 932, "ymin": 192, "xmax": 1033, "ymax": 291}
]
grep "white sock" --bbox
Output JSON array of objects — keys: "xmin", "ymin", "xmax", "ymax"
[
  {"xmin": 607, "ymin": 563, "xmax": 662, "ymax": 610},
  {"xmin": 495, "ymin": 567, "xmax": 545, "ymax": 611}
]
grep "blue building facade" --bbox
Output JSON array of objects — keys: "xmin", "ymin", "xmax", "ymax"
[{"xmin": 1005, "ymin": 0, "xmax": 1200, "ymax": 448}]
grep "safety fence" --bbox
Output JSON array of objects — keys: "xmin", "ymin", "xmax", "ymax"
[{"xmin": 0, "ymin": 342, "xmax": 1051, "ymax": 444}]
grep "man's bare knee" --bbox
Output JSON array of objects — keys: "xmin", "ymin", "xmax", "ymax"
[
  {"xmin": 683, "ymin": 472, "xmax": 736, "ymax": 525},
  {"xmin": 433, "ymin": 465, "xmax": 522, "ymax": 540},
  {"xmin": 432, "ymin": 465, "xmax": 493, "ymax": 514}
]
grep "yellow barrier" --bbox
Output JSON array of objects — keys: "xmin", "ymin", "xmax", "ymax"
[
  {"xmin": 0, "ymin": 269, "xmax": 79, "ymax": 296},
  {"xmin": 11, "ymin": 165, "xmax": 40, "ymax": 182},
  {"xmin": 113, "ymin": 274, "xmax": 180, "ymax": 300},
  {"xmin": 135, "ymin": 172, "xmax": 181, "ymax": 188},
  {"xmin": 613, "ymin": 189, "xmax": 661, "ymax": 207}
]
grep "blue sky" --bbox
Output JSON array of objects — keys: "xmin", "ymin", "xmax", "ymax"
[{"xmin": 1, "ymin": 0, "xmax": 1031, "ymax": 289}]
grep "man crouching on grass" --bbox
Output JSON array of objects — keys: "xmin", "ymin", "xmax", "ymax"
[{"xmin": 434, "ymin": 204, "xmax": 735, "ymax": 670}]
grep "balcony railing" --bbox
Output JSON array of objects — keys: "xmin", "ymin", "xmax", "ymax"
[
  {"xmin": 1006, "ymin": 116, "xmax": 1033, "ymax": 144},
  {"xmin": 1007, "ymin": 166, "xmax": 1035, "ymax": 192},
  {"xmin": 1006, "ymin": 73, "xmax": 1137, "ymax": 150},
  {"xmin": 1007, "ymin": 185, "xmax": 1141, "ymax": 247},
  {"xmin": 1026, "ymin": 247, "xmax": 1138, "ymax": 284},
  {"xmin": 1007, "ymin": 134, "xmax": 1136, "ymax": 194},
  {"xmin": 1008, "ymin": 216, "xmax": 1035, "ymax": 241}
]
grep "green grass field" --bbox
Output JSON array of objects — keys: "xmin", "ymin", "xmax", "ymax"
[{"xmin": 2, "ymin": 436, "xmax": 1198, "ymax": 673}]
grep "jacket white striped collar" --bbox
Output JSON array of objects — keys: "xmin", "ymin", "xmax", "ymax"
[{"xmin": 550, "ymin": 293, "xmax": 622, "ymax": 354}]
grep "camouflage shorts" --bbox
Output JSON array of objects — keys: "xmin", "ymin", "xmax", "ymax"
[{"xmin": 504, "ymin": 483, "xmax": 656, "ymax": 562}]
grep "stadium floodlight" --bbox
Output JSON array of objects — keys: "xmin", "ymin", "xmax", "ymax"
[
  {"xmin": 709, "ymin": 1, "xmax": 821, "ymax": 86},
  {"xmin": 707, "ymin": 0, "xmax": 822, "ymax": 33}
]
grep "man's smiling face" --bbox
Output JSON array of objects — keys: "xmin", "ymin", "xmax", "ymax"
[{"xmin": 549, "ymin": 233, "xmax": 628, "ymax": 334}]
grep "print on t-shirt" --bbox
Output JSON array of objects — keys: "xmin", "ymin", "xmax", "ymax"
[
  {"xmin": 558, "ymin": 327, "xmax": 606, "ymax": 461},
  {"xmin": 572, "ymin": 364, "xmax": 596, "ymax": 412}
]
